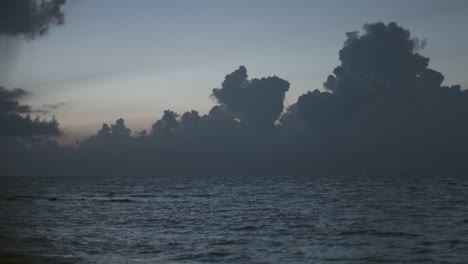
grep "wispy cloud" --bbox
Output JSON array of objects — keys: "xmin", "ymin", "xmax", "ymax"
[{"xmin": 43, "ymin": 102, "xmax": 66, "ymax": 110}]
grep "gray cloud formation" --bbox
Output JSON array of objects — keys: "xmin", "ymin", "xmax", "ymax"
[
  {"xmin": 0, "ymin": 0, "xmax": 66, "ymax": 39},
  {"xmin": 212, "ymin": 66, "xmax": 290, "ymax": 130},
  {"xmin": 2, "ymin": 22, "xmax": 468, "ymax": 176},
  {"xmin": 289, "ymin": 22, "xmax": 468, "ymax": 169},
  {"xmin": 0, "ymin": 86, "xmax": 61, "ymax": 137}
]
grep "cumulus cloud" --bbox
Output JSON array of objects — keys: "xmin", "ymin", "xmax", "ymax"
[
  {"xmin": 212, "ymin": 66, "xmax": 290, "ymax": 130},
  {"xmin": 151, "ymin": 110, "xmax": 179, "ymax": 137},
  {"xmin": 288, "ymin": 22, "xmax": 468, "ymax": 169},
  {"xmin": 3, "ymin": 22, "xmax": 468, "ymax": 176}
]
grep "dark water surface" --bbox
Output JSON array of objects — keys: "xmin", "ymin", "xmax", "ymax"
[{"xmin": 1, "ymin": 174, "xmax": 468, "ymax": 263}]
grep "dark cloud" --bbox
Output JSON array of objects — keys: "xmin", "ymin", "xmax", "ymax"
[
  {"xmin": 80, "ymin": 118, "xmax": 132, "ymax": 151},
  {"xmin": 0, "ymin": 0, "xmax": 66, "ymax": 39},
  {"xmin": 151, "ymin": 110, "xmax": 179, "ymax": 137},
  {"xmin": 3, "ymin": 22, "xmax": 468, "ymax": 176},
  {"xmin": 0, "ymin": 113, "xmax": 60, "ymax": 137},
  {"xmin": 212, "ymin": 66, "xmax": 290, "ymax": 130},
  {"xmin": 0, "ymin": 87, "xmax": 30, "ymax": 113},
  {"xmin": 0, "ymin": 87, "xmax": 61, "ymax": 137},
  {"xmin": 289, "ymin": 22, "xmax": 468, "ymax": 170}
]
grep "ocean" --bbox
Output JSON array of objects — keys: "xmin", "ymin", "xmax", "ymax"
[{"xmin": 1, "ymin": 173, "xmax": 467, "ymax": 263}]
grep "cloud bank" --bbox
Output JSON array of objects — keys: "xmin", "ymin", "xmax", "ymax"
[{"xmin": 2, "ymin": 22, "xmax": 468, "ymax": 176}]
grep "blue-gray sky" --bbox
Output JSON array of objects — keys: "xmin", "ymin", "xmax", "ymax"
[{"xmin": 3, "ymin": 0, "xmax": 468, "ymax": 143}]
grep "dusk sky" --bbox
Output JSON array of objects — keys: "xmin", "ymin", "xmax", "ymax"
[
  {"xmin": 3, "ymin": 0, "xmax": 468, "ymax": 143},
  {"xmin": 4, "ymin": 2, "xmax": 468, "ymax": 262}
]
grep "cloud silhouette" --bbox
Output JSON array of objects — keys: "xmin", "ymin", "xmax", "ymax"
[
  {"xmin": 212, "ymin": 66, "xmax": 290, "ymax": 130},
  {"xmin": 151, "ymin": 110, "xmax": 179, "ymax": 138},
  {"xmin": 0, "ymin": 0, "xmax": 66, "ymax": 39},
  {"xmin": 2, "ymin": 22, "xmax": 468, "ymax": 176},
  {"xmin": 286, "ymin": 22, "xmax": 468, "ymax": 170},
  {"xmin": 0, "ymin": 87, "xmax": 60, "ymax": 137}
]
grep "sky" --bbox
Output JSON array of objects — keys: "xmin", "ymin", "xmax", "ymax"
[{"xmin": 3, "ymin": 0, "xmax": 468, "ymax": 143}]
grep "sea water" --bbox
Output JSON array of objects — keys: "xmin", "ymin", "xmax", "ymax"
[{"xmin": 1, "ymin": 174, "xmax": 467, "ymax": 263}]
